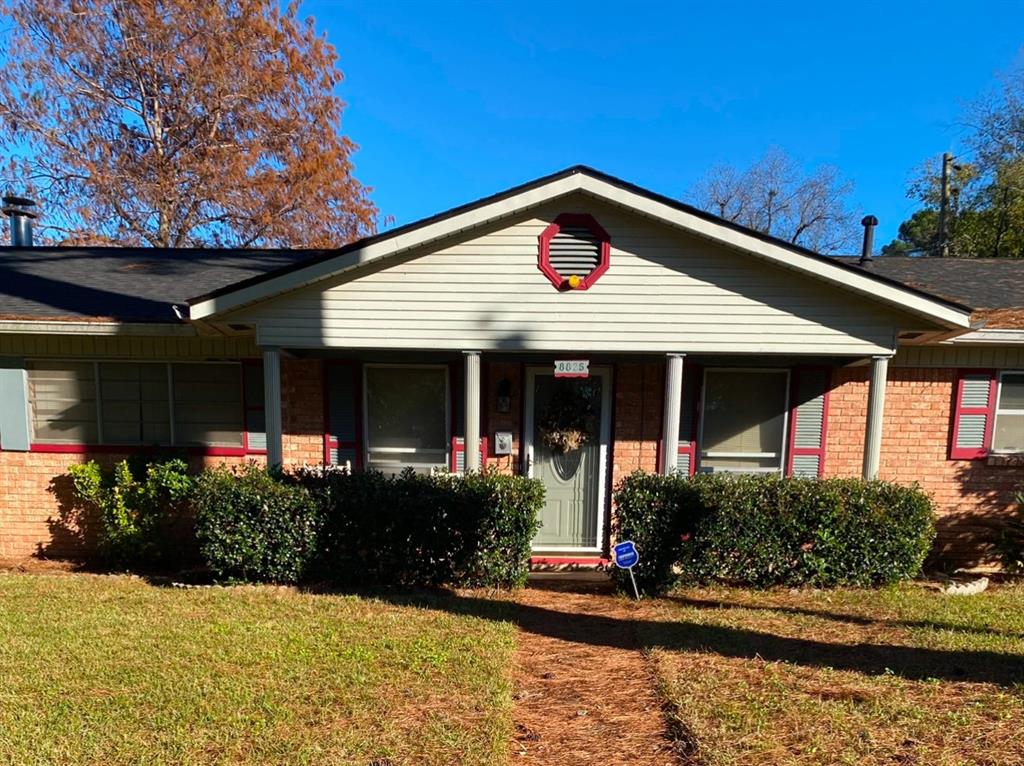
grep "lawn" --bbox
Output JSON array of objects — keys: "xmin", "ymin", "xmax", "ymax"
[
  {"xmin": 642, "ymin": 583, "xmax": 1024, "ymax": 766},
  {"xmin": 0, "ymin": 574, "xmax": 516, "ymax": 766}
]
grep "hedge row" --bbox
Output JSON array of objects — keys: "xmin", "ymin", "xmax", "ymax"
[
  {"xmin": 612, "ymin": 472, "xmax": 936, "ymax": 594},
  {"xmin": 192, "ymin": 464, "xmax": 543, "ymax": 587}
]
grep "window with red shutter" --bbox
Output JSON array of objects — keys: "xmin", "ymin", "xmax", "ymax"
[
  {"xmin": 785, "ymin": 367, "xmax": 830, "ymax": 478},
  {"xmin": 676, "ymin": 364, "xmax": 702, "ymax": 475},
  {"xmin": 950, "ymin": 369, "xmax": 997, "ymax": 460}
]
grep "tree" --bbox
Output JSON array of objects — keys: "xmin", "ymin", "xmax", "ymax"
[
  {"xmin": 0, "ymin": 0, "xmax": 377, "ymax": 248},
  {"xmin": 885, "ymin": 65, "xmax": 1024, "ymax": 258},
  {"xmin": 689, "ymin": 147, "xmax": 858, "ymax": 254},
  {"xmin": 880, "ymin": 209, "xmax": 938, "ymax": 255}
]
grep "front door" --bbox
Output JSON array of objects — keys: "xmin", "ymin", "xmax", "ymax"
[{"xmin": 524, "ymin": 366, "xmax": 611, "ymax": 552}]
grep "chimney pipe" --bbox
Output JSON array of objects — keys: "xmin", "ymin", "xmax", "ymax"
[
  {"xmin": 859, "ymin": 214, "xmax": 878, "ymax": 266},
  {"xmin": 2, "ymin": 196, "xmax": 37, "ymax": 247}
]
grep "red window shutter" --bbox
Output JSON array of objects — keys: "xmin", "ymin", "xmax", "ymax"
[
  {"xmin": 676, "ymin": 364, "xmax": 702, "ymax": 476},
  {"xmin": 785, "ymin": 367, "xmax": 831, "ymax": 478},
  {"xmin": 950, "ymin": 369, "xmax": 997, "ymax": 460},
  {"xmin": 451, "ymin": 436, "xmax": 489, "ymax": 472}
]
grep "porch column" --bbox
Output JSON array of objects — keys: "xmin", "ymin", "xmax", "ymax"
[
  {"xmin": 862, "ymin": 354, "xmax": 891, "ymax": 480},
  {"xmin": 660, "ymin": 353, "xmax": 686, "ymax": 474},
  {"xmin": 464, "ymin": 351, "xmax": 481, "ymax": 473},
  {"xmin": 262, "ymin": 347, "xmax": 283, "ymax": 469}
]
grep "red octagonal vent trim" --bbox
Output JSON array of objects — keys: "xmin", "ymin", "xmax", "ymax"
[{"xmin": 538, "ymin": 213, "xmax": 611, "ymax": 291}]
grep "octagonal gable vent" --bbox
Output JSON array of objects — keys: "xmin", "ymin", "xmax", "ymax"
[{"xmin": 538, "ymin": 213, "xmax": 611, "ymax": 291}]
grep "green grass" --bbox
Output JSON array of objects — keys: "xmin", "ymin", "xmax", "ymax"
[
  {"xmin": 0, "ymin": 574, "xmax": 516, "ymax": 766},
  {"xmin": 642, "ymin": 583, "xmax": 1024, "ymax": 766}
]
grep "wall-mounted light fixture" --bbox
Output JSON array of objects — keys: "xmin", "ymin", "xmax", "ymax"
[{"xmin": 496, "ymin": 378, "xmax": 512, "ymax": 414}]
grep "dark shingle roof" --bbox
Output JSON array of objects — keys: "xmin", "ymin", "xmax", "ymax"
[
  {"xmin": 832, "ymin": 255, "xmax": 1024, "ymax": 311},
  {"xmin": 0, "ymin": 246, "xmax": 320, "ymax": 322}
]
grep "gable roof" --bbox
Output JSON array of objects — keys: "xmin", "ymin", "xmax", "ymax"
[
  {"xmin": 187, "ymin": 165, "xmax": 972, "ymax": 330},
  {"xmin": 0, "ymin": 246, "xmax": 314, "ymax": 323}
]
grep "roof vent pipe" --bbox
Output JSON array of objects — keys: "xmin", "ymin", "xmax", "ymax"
[
  {"xmin": 2, "ymin": 196, "xmax": 37, "ymax": 247},
  {"xmin": 859, "ymin": 214, "xmax": 878, "ymax": 266}
]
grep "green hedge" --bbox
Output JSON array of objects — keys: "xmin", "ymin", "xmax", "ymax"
[
  {"xmin": 613, "ymin": 472, "xmax": 936, "ymax": 594},
  {"xmin": 191, "ymin": 465, "xmax": 544, "ymax": 588},
  {"xmin": 301, "ymin": 467, "xmax": 544, "ymax": 588},
  {"xmin": 193, "ymin": 465, "xmax": 321, "ymax": 584}
]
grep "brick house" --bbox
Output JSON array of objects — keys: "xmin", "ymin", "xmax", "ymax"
[{"xmin": 0, "ymin": 167, "xmax": 1021, "ymax": 569}]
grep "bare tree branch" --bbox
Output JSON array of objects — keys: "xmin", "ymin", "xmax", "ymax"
[{"xmin": 689, "ymin": 148, "xmax": 858, "ymax": 254}]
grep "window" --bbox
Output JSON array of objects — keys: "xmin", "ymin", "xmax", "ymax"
[
  {"xmin": 364, "ymin": 365, "xmax": 448, "ymax": 474},
  {"xmin": 27, "ymin": 361, "xmax": 261, "ymax": 450},
  {"xmin": 27, "ymin": 362, "xmax": 98, "ymax": 444},
  {"xmin": 699, "ymin": 369, "xmax": 789, "ymax": 473},
  {"xmin": 173, "ymin": 364, "xmax": 245, "ymax": 447},
  {"xmin": 993, "ymin": 371, "xmax": 1024, "ymax": 453},
  {"xmin": 100, "ymin": 362, "xmax": 171, "ymax": 444}
]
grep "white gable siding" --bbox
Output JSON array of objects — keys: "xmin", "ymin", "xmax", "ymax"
[{"xmin": 229, "ymin": 197, "xmax": 914, "ymax": 355}]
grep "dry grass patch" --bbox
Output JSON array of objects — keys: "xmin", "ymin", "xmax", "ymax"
[
  {"xmin": 641, "ymin": 583, "xmax": 1024, "ymax": 766},
  {"xmin": 0, "ymin": 574, "xmax": 516, "ymax": 766}
]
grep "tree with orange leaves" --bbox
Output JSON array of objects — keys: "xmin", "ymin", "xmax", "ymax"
[{"xmin": 0, "ymin": 0, "xmax": 377, "ymax": 248}]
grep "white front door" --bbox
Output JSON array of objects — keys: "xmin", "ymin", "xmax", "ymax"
[{"xmin": 524, "ymin": 366, "xmax": 611, "ymax": 552}]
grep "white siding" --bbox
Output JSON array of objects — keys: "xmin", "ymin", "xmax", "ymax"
[
  {"xmin": 228, "ymin": 196, "xmax": 916, "ymax": 355},
  {"xmin": 894, "ymin": 344, "xmax": 1024, "ymax": 369}
]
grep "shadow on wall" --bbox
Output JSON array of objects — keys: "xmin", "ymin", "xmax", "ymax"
[
  {"xmin": 931, "ymin": 460, "xmax": 1024, "ymax": 571},
  {"xmin": 38, "ymin": 455, "xmax": 209, "ymax": 563},
  {"xmin": 40, "ymin": 472, "xmax": 102, "ymax": 561}
]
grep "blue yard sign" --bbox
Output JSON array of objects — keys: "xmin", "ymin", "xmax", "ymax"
[{"xmin": 613, "ymin": 540, "xmax": 641, "ymax": 599}]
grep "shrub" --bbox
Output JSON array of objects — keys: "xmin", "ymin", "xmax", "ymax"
[
  {"xmin": 299, "ymin": 467, "xmax": 544, "ymax": 588},
  {"xmin": 997, "ymin": 491, "xmax": 1024, "ymax": 574},
  {"xmin": 193, "ymin": 464, "xmax": 321, "ymax": 584},
  {"xmin": 67, "ymin": 458, "xmax": 194, "ymax": 566},
  {"xmin": 613, "ymin": 472, "xmax": 936, "ymax": 594}
]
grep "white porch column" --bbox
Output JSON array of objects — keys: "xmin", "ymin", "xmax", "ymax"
[
  {"xmin": 660, "ymin": 353, "xmax": 686, "ymax": 474},
  {"xmin": 262, "ymin": 347, "xmax": 283, "ymax": 469},
  {"xmin": 463, "ymin": 351, "xmax": 481, "ymax": 473},
  {"xmin": 862, "ymin": 354, "xmax": 891, "ymax": 480}
]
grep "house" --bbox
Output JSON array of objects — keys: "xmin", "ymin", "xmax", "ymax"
[{"xmin": 0, "ymin": 166, "xmax": 1021, "ymax": 569}]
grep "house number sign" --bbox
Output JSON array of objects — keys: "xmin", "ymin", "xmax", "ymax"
[{"xmin": 554, "ymin": 360, "xmax": 589, "ymax": 378}]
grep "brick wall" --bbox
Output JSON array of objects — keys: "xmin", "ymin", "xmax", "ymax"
[
  {"xmin": 826, "ymin": 366, "xmax": 1022, "ymax": 569},
  {"xmin": 0, "ymin": 359, "xmax": 324, "ymax": 562},
  {"xmin": 281, "ymin": 358, "xmax": 325, "ymax": 466},
  {"xmin": 611, "ymin": 362, "xmax": 663, "ymax": 488},
  {"xmin": 484, "ymin": 361, "xmax": 522, "ymax": 475}
]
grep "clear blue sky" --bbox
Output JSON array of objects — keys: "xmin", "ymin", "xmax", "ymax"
[{"xmin": 306, "ymin": 0, "xmax": 1024, "ymax": 249}]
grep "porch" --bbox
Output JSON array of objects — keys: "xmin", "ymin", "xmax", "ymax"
[{"xmin": 259, "ymin": 349, "xmax": 893, "ymax": 557}]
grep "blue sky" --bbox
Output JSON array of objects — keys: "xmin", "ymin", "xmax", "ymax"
[{"xmin": 306, "ymin": 0, "xmax": 1024, "ymax": 249}]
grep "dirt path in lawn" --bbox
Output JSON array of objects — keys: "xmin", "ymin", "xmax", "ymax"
[{"xmin": 510, "ymin": 577, "xmax": 680, "ymax": 765}]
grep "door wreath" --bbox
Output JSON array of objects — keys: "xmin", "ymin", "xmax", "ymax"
[{"xmin": 537, "ymin": 381, "xmax": 599, "ymax": 453}]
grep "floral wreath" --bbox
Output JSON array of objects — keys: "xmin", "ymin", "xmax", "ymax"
[{"xmin": 537, "ymin": 382, "xmax": 598, "ymax": 453}]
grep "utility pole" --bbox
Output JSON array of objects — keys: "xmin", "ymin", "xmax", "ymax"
[{"xmin": 938, "ymin": 152, "xmax": 953, "ymax": 257}]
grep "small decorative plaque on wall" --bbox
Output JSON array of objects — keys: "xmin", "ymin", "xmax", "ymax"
[{"xmin": 554, "ymin": 360, "xmax": 589, "ymax": 378}]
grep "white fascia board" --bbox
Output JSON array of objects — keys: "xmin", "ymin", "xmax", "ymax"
[
  {"xmin": 942, "ymin": 329, "xmax": 1024, "ymax": 345},
  {"xmin": 0, "ymin": 320, "xmax": 196, "ymax": 336},
  {"xmin": 189, "ymin": 170, "xmax": 972, "ymax": 330},
  {"xmin": 189, "ymin": 175, "xmax": 584, "ymax": 319}
]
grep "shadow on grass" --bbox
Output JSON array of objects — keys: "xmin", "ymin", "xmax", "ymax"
[
  {"xmin": 667, "ymin": 595, "xmax": 1024, "ymax": 641},
  {"xmin": 357, "ymin": 588, "xmax": 1024, "ymax": 688}
]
